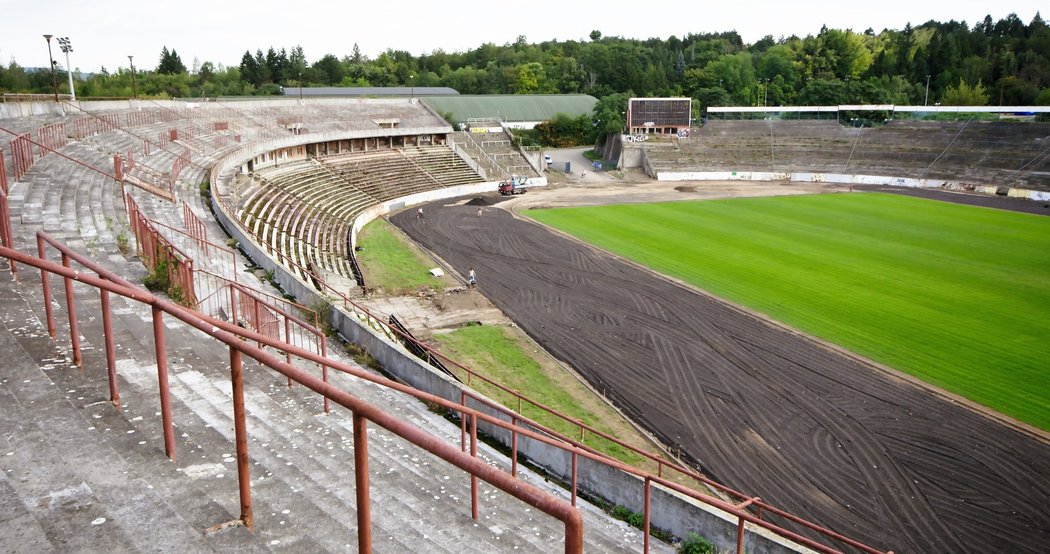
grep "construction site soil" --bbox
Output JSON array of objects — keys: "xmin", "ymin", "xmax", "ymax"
[{"xmin": 390, "ymin": 182, "xmax": 1050, "ymax": 553}]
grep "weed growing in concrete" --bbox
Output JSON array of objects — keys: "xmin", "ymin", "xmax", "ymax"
[{"xmin": 116, "ymin": 229, "xmax": 130, "ymax": 255}]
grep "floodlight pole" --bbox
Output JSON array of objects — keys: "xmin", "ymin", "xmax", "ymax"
[
  {"xmin": 43, "ymin": 34, "xmax": 59, "ymax": 102},
  {"xmin": 128, "ymin": 55, "xmax": 137, "ymax": 99},
  {"xmin": 410, "ymin": 74, "xmax": 414, "ymax": 100},
  {"xmin": 298, "ymin": 72, "xmax": 303, "ymax": 103},
  {"xmin": 58, "ymin": 37, "xmax": 75, "ymax": 101},
  {"xmin": 924, "ymin": 74, "xmax": 931, "ymax": 106}
]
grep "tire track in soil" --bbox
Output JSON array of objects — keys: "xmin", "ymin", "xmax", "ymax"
[{"xmin": 391, "ymin": 198, "xmax": 1050, "ymax": 553}]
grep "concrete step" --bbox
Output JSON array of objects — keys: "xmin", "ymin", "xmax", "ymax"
[{"xmin": 0, "ymin": 277, "xmax": 223, "ymax": 552}]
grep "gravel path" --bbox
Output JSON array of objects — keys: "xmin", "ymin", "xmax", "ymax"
[{"xmin": 390, "ymin": 188, "xmax": 1050, "ymax": 553}]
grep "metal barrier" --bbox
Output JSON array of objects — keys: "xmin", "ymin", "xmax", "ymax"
[
  {"xmin": 36, "ymin": 122, "xmax": 68, "ymax": 155},
  {"xmin": 147, "ymin": 217, "xmax": 238, "ymax": 282},
  {"xmin": 170, "ymin": 148, "xmax": 192, "ymax": 187},
  {"xmin": 126, "ymin": 193, "xmax": 197, "ymax": 306},
  {"xmin": 10, "ymin": 133, "xmax": 34, "ymax": 180},
  {"xmin": 1, "ymin": 236, "xmax": 584, "ymax": 553},
  {"xmin": 0, "ymin": 149, "xmax": 15, "ymax": 278}
]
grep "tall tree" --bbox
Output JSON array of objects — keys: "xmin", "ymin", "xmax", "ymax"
[
  {"xmin": 239, "ymin": 51, "xmax": 260, "ymax": 86},
  {"xmin": 157, "ymin": 46, "xmax": 187, "ymax": 75}
]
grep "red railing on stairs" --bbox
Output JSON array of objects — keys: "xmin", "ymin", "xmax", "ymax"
[{"xmin": 2, "ymin": 234, "xmax": 584, "ymax": 553}]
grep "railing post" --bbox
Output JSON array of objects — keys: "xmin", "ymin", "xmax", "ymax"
[
  {"xmin": 60, "ymin": 253, "xmax": 83, "ymax": 367},
  {"xmin": 320, "ymin": 336, "xmax": 330, "ymax": 415},
  {"xmin": 284, "ymin": 317, "xmax": 292, "ymax": 388},
  {"xmin": 460, "ymin": 391, "xmax": 468, "ymax": 453},
  {"xmin": 571, "ymin": 451, "xmax": 578, "ymax": 507},
  {"xmin": 644, "ymin": 476, "xmax": 652, "ymax": 554},
  {"xmin": 152, "ymin": 306, "xmax": 176, "ymax": 461},
  {"xmin": 100, "ymin": 288, "xmax": 120, "ymax": 411},
  {"xmin": 36, "ymin": 235, "xmax": 56, "ymax": 338},
  {"xmin": 510, "ymin": 415, "xmax": 518, "ymax": 478},
  {"xmin": 352, "ymin": 413, "xmax": 372, "ymax": 554},
  {"xmin": 229, "ymin": 284, "xmax": 238, "ymax": 327},
  {"xmin": 736, "ymin": 515, "xmax": 746, "ymax": 554},
  {"xmin": 253, "ymin": 298, "xmax": 262, "ymax": 349},
  {"xmin": 470, "ymin": 413, "xmax": 479, "ymax": 520},
  {"xmin": 229, "ymin": 347, "xmax": 254, "ymax": 530}
]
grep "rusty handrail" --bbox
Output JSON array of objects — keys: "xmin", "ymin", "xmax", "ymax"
[
  {"xmin": 9, "ymin": 237, "xmax": 585, "ymax": 553},
  {"xmin": 146, "ymin": 217, "xmax": 239, "ymax": 280}
]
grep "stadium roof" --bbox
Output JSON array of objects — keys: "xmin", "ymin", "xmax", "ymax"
[
  {"xmin": 286, "ymin": 86, "xmax": 459, "ymax": 97},
  {"xmin": 422, "ymin": 94, "xmax": 598, "ymax": 124}
]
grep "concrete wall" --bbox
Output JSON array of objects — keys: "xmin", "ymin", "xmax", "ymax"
[
  {"xmin": 349, "ymin": 180, "xmax": 502, "ymax": 247},
  {"xmin": 654, "ymin": 169, "xmax": 1050, "ymax": 202},
  {"xmin": 0, "ymin": 96, "xmax": 450, "ymax": 120},
  {"xmin": 619, "ymin": 144, "xmax": 646, "ymax": 170}
]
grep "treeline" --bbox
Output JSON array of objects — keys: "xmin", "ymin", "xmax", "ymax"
[{"xmin": 1, "ymin": 13, "xmax": 1048, "ymax": 109}]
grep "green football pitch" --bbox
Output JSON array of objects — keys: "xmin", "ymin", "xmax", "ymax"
[{"xmin": 527, "ymin": 192, "xmax": 1050, "ymax": 431}]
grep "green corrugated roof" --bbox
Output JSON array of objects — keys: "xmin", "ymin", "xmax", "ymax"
[{"xmin": 423, "ymin": 94, "xmax": 597, "ymax": 124}]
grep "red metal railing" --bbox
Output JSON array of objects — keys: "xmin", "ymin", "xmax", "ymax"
[
  {"xmin": 0, "ymin": 148, "xmax": 15, "ymax": 278},
  {"xmin": 1, "ymin": 126, "xmax": 171, "ymax": 204},
  {"xmin": 182, "ymin": 200, "xmax": 209, "ymax": 250},
  {"xmin": 170, "ymin": 148, "xmax": 192, "ymax": 187},
  {"xmin": 36, "ymin": 122, "xmax": 68, "ymax": 156},
  {"xmin": 10, "ymin": 133, "xmax": 34, "ymax": 180},
  {"xmin": 146, "ymin": 217, "xmax": 238, "ymax": 282},
  {"xmin": 126, "ymin": 193, "xmax": 197, "ymax": 306},
  {"xmin": 3, "ymin": 235, "xmax": 584, "ymax": 553},
  {"xmin": 71, "ymin": 113, "xmax": 120, "ymax": 140},
  {"xmin": 125, "ymin": 109, "xmax": 158, "ymax": 128}
]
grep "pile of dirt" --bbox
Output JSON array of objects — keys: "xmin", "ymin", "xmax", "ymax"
[{"xmin": 465, "ymin": 196, "xmax": 504, "ymax": 206}]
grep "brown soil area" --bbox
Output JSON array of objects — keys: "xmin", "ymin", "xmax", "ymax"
[{"xmin": 391, "ymin": 181, "xmax": 1050, "ymax": 553}]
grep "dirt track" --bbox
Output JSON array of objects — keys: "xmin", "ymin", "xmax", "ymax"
[{"xmin": 391, "ymin": 185, "xmax": 1050, "ymax": 553}]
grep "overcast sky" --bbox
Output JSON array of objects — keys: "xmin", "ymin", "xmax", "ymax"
[{"xmin": 1, "ymin": 0, "xmax": 1044, "ymax": 73}]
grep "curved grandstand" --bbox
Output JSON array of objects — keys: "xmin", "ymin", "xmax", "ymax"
[
  {"xmin": 627, "ymin": 106, "xmax": 1050, "ymax": 197},
  {"xmin": 2, "ymin": 98, "xmax": 1048, "ymax": 554}
]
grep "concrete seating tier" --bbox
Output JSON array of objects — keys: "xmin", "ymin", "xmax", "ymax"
[
  {"xmin": 239, "ymin": 146, "xmax": 480, "ymax": 283},
  {"xmin": 238, "ymin": 159, "xmax": 367, "ymax": 281},
  {"xmin": 404, "ymin": 145, "xmax": 484, "ymax": 186},
  {"xmin": 452, "ymin": 131, "xmax": 538, "ymax": 180},
  {"xmin": 650, "ymin": 119, "xmax": 1050, "ymax": 189},
  {"xmin": 318, "ymin": 146, "xmax": 481, "ymax": 201}
]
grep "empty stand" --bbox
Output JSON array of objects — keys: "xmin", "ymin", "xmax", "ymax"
[{"xmin": 645, "ymin": 119, "xmax": 1050, "ymax": 190}]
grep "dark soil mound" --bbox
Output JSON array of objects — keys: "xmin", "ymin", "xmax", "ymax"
[{"xmin": 465, "ymin": 196, "xmax": 506, "ymax": 206}]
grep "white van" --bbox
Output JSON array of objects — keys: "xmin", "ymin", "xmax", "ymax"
[{"xmin": 544, "ymin": 154, "xmax": 553, "ymax": 164}]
